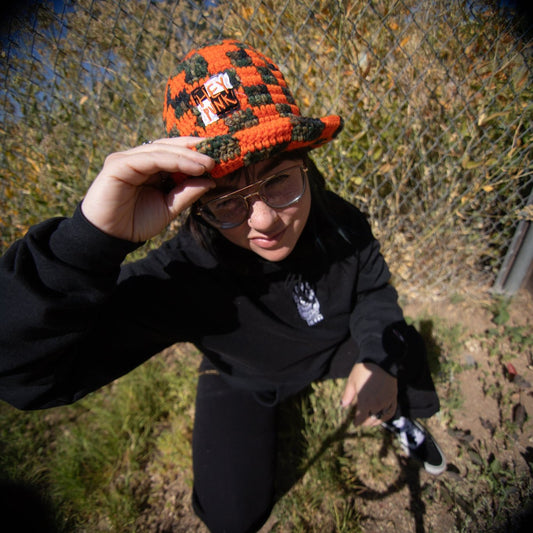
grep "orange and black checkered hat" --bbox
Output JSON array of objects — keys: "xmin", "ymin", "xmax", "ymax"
[{"xmin": 163, "ymin": 39, "xmax": 343, "ymax": 179}]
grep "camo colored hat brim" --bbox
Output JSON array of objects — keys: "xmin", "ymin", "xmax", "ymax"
[{"xmin": 163, "ymin": 39, "xmax": 343, "ymax": 179}]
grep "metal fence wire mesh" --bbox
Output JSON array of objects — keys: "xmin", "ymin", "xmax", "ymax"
[{"xmin": 1, "ymin": 0, "xmax": 532, "ymax": 296}]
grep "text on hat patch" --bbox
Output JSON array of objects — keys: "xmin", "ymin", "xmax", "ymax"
[{"xmin": 191, "ymin": 73, "xmax": 239, "ymax": 126}]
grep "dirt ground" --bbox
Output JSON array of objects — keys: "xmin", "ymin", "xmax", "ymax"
[
  {"xmin": 135, "ymin": 289, "xmax": 533, "ymax": 533},
  {"xmin": 350, "ymin": 288, "xmax": 533, "ymax": 533}
]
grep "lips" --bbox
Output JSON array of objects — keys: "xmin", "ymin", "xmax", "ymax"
[{"xmin": 250, "ymin": 227, "xmax": 287, "ymax": 249}]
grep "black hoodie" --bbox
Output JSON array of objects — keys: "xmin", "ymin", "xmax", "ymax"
[{"xmin": 0, "ymin": 192, "xmax": 403, "ymax": 410}]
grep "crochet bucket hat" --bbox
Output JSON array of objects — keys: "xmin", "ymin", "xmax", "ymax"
[{"xmin": 163, "ymin": 39, "xmax": 343, "ymax": 179}]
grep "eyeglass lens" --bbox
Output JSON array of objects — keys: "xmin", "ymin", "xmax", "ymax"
[{"xmin": 201, "ymin": 165, "xmax": 305, "ymax": 228}]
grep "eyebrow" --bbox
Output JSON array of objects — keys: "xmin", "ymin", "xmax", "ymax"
[
  {"xmin": 203, "ymin": 157, "xmax": 302, "ymax": 202},
  {"xmin": 248, "ymin": 156, "xmax": 302, "ymax": 179}
]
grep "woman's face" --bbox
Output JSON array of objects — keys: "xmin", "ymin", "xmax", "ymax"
[{"xmin": 200, "ymin": 156, "xmax": 311, "ymax": 262}]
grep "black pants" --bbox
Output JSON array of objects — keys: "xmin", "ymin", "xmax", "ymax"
[
  {"xmin": 192, "ymin": 326, "xmax": 439, "ymax": 532},
  {"xmin": 192, "ymin": 371, "xmax": 277, "ymax": 533}
]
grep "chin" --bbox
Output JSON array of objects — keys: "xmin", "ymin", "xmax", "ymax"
[{"xmin": 250, "ymin": 245, "xmax": 294, "ymax": 262}]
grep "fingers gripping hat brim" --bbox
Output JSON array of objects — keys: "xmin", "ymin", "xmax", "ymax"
[{"xmin": 163, "ymin": 39, "xmax": 343, "ymax": 179}]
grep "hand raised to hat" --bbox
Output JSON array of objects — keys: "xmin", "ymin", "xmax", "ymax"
[
  {"xmin": 81, "ymin": 137, "xmax": 215, "ymax": 242},
  {"xmin": 341, "ymin": 362, "xmax": 398, "ymax": 427}
]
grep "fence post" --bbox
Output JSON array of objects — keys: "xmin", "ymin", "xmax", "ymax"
[{"xmin": 493, "ymin": 189, "xmax": 533, "ymax": 295}]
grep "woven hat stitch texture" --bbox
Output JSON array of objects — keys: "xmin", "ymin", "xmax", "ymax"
[{"xmin": 163, "ymin": 39, "xmax": 343, "ymax": 179}]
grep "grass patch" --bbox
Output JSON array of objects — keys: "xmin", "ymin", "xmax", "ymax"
[{"xmin": 0, "ymin": 345, "xmax": 199, "ymax": 532}]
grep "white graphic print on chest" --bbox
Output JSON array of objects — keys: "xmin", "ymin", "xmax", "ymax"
[{"xmin": 292, "ymin": 281, "xmax": 324, "ymax": 326}]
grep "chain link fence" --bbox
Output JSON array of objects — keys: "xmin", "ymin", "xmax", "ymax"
[{"xmin": 1, "ymin": 0, "xmax": 532, "ymax": 297}]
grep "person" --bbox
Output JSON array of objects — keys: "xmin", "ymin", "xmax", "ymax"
[{"xmin": 0, "ymin": 39, "xmax": 445, "ymax": 532}]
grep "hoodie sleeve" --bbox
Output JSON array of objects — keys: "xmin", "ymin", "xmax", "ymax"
[
  {"xmin": 346, "ymin": 208, "xmax": 406, "ymax": 376},
  {"xmin": 0, "ymin": 206, "xmax": 174, "ymax": 410}
]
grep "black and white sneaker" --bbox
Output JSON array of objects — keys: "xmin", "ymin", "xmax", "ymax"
[{"xmin": 382, "ymin": 416, "xmax": 446, "ymax": 475}]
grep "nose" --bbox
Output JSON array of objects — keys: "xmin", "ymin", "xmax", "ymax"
[{"xmin": 247, "ymin": 196, "xmax": 279, "ymax": 232}]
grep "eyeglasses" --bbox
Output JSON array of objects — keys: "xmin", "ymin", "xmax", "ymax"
[{"xmin": 196, "ymin": 164, "xmax": 308, "ymax": 229}]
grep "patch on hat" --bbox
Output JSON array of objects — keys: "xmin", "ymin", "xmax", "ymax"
[{"xmin": 191, "ymin": 72, "xmax": 240, "ymax": 126}]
